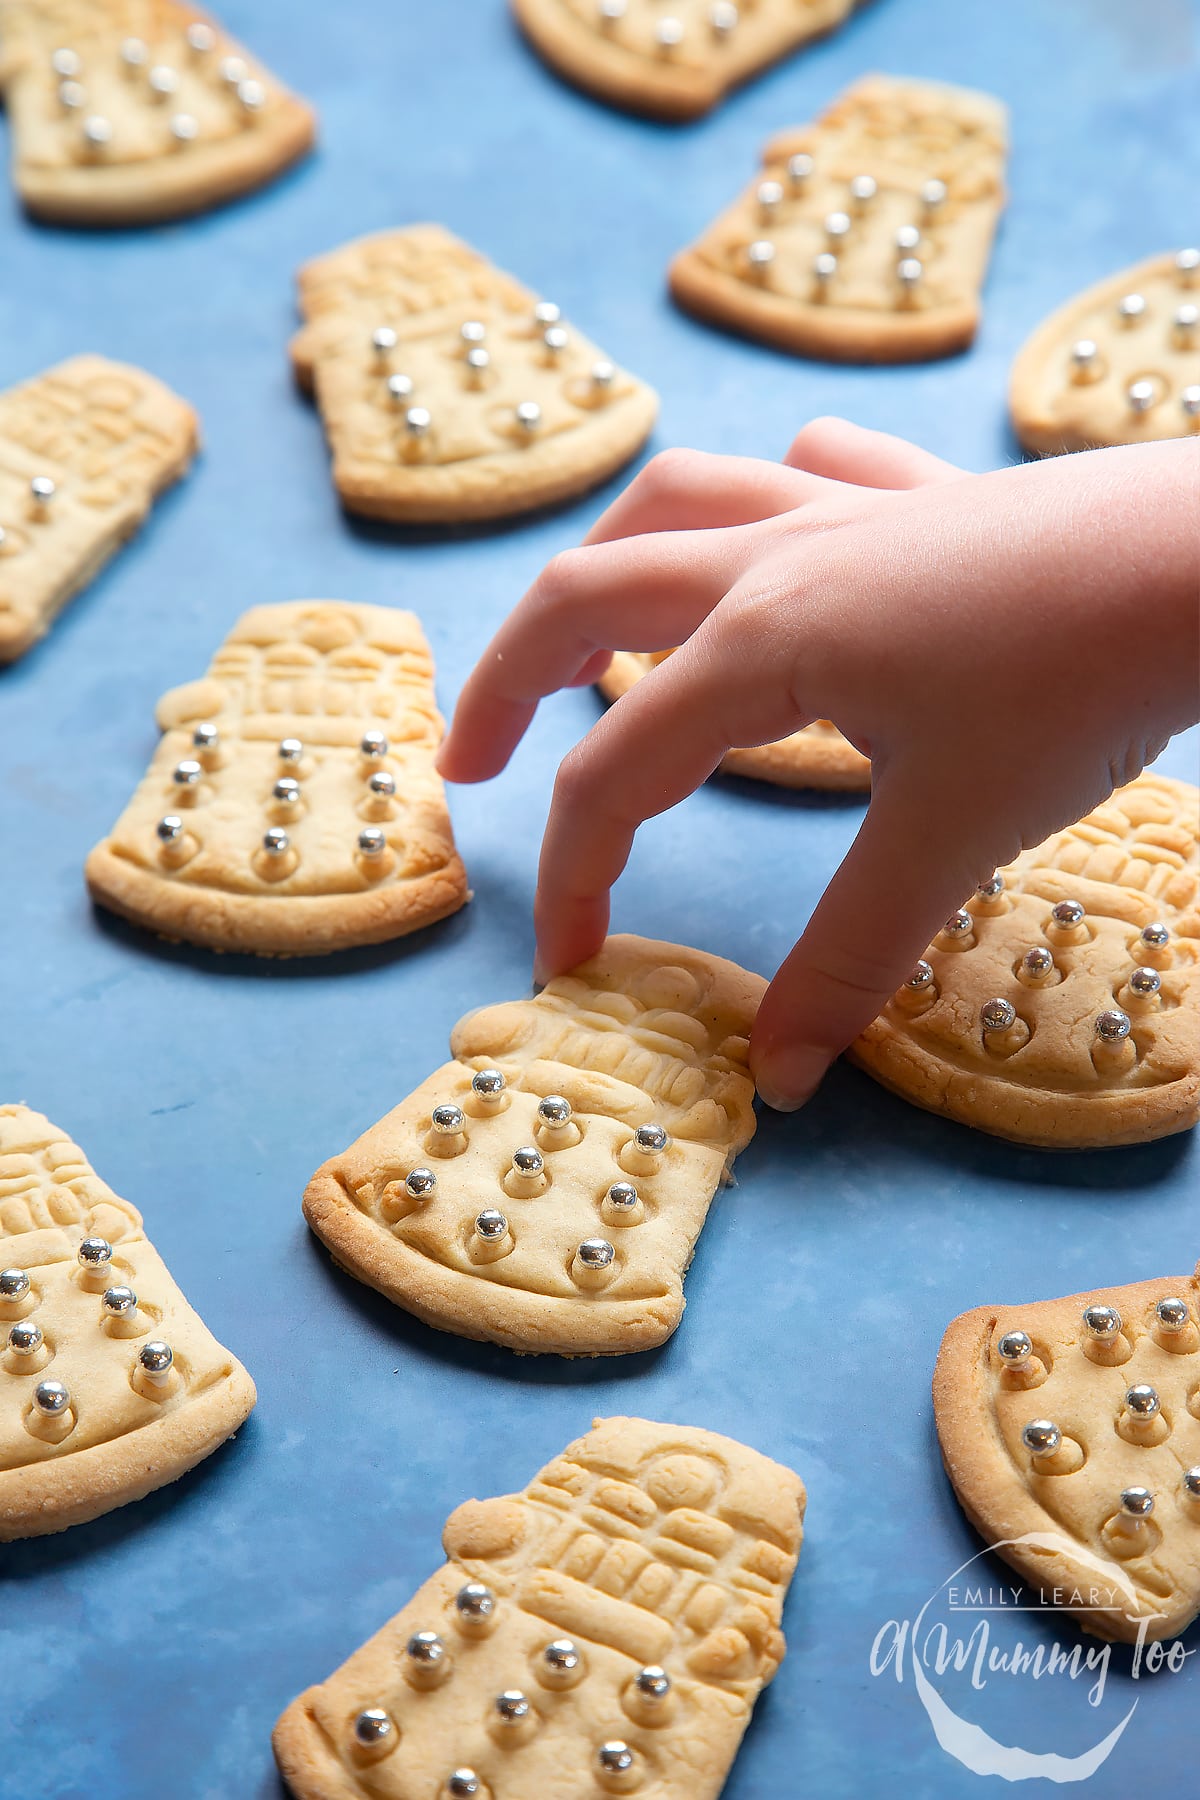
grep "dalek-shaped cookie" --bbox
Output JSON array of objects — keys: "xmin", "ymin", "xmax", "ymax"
[
  {"xmin": 85, "ymin": 600, "xmax": 469, "ymax": 955},
  {"xmin": 0, "ymin": 1104, "xmax": 255, "ymax": 1539},
  {"xmin": 0, "ymin": 0, "xmax": 315, "ymax": 224},
  {"xmin": 936, "ymin": 1266, "xmax": 1200, "ymax": 1643},
  {"xmin": 273, "ymin": 1415, "xmax": 805, "ymax": 1800},
  {"xmin": 0, "ymin": 354, "xmax": 197, "ymax": 661},
  {"xmin": 669, "ymin": 74, "xmax": 1007, "ymax": 362},
  {"xmin": 850, "ymin": 773, "xmax": 1200, "ymax": 1147},
  {"xmin": 291, "ymin": 224, "xmax": 658, "ymax": 524},
  {"xmin": 303, "ymin": 936, "xmax": 764, "ymax": 1354}
]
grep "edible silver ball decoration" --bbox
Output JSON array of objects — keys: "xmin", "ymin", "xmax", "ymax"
[
  {"xmin": 537, "ymin": 1095, "xmax": 572, "ymax": 1128},
  {"xmin": 976, "ymin": 872, "xmax": 1005, "ymax": 899},
  {"xmin": 405, "ymin": 1168, "xmax": 437, "ymax": 1200},
  {"xmin": 1070, "ymin": 338, "xmax": 1099, "ymax": 372},
  {"xmin": 1127, "ymin": 379, "xmax": 1157, "ymax": 413},
  {"xmin": 186, "ymin": 22, "xmax": 215, "ymax": 52},
  {"xmin": 1022, "ymin": 947, "xmax": 1055, "ymax": 978},
  {"xmin": 139, "ymin": 1341, "xmax": 173, "ymax": 1376},
  {"xmin": 1119, "ymin": 1487, "xmax": 1154, "ymax": 1518},
  {"xmin": 8, "ymin": 1321, "xmax": 43, "ymax": 1355},
  {"xmin": 1128, "ymin": 966, "xmax": 1161, "ymax": 996},
  {"xmin": 907, "ymin": 960, "xmax": 935, "ymax": 990},
  {"xmin": 591, "ymin": 360, "xmax": 615, "ymax": 389},
  {"xmin": 543, "ymin": 1638, "xmax": 580, "ymax": 1672},
  {"xmin": 278, "ymin": 737, "xmax": 303, "ymax": 763},
  {"xmin": 431, "ymin": 1104, "xmax": 466, "ymax": 1136},
  {"xmin": 942, "ymin": 910, "xmax": 973, "ymax": 938},
  {"xmin": 156, "ymin": 814, "xmax": 183, "ymax": 844},
  {"xmin": 262, "ymin": 827, "xmax": 290, "ymax": 856},
  {"xmin": 1176, "ymin": 247, "xmax": 1200, "ymax": 279},
  {"xmin": 148, "ymin": 64, "xmax": 178, "ymax": 98},
  {"xmin": 407, "ymin": 1630, "xmax": 446, "ymax": 1665},
  {"xmin": 577, "ymin": 1238, "xmax": 615, "ymax": 1270},
  {"xmin": 921, "ymin": 178, "xmax": 948, "ymax": 209},
  {"xmin": 634, "ymin": 1122, "xmax": 670, "ymax": 1154},
  {"xmin": 1183, "ymin": 1468, "xmax": 1200, "ymax": 1499},
  {"xmin": 1183, "ymin": 386, "xmax": 1200, "ymax": 417},
  {"xmin": 1021, "ymin": 1420, "xmax": 1062, "ymax": 1457},
  {"xmin": 1117, "ymin": 292, "xmax": 1146, "ymax": 322},
  {"xmin": 0, "ymin": 1269, "xmax": 31, "ymax": 1300},
  {"xmin": 1094, "ymin": 1009, "xmax": 1131, "ymax": 1043},
  {"xmin": 475, "ymin": 1210, "xmax": 508, "ymax": 1241},
  {"xmin": 387, "ymin": 374, "xmax": 414, "ymax": 403},
  {"xmin": 895, "ymin": 224, "xmax": 921, "ymax": 254},
  {"xmin": 534, "ymin": 301, "xmax": 561, "ymax": 327},
  {"xmin": 353, "ymin": 1708, "xmax": 393, "ymax": 1747},
  {"xmin": 656, "ymin": 17, "xmax": 684, "ymax": 46},
  {"xmin": 747, "ymin": 239, "xmax": 775, "ymax": 269},
  {"xmin": 361, "ymin": 730, "xmax": 389, "ymax": 759},
  {"xmin": 607, "ymin": 1182, "xmax": 639, "ymax": 1211},
  {"xmin": 494, "ymin": 1690, "xmax": 530, "ymax": 1723},
  {"xmin": 34, "ymin": 1379, "xmax": 70, "ymax": 1416},
  {"xmin": 460, "ymin": 321, "xmax": 486, "ymax": 345},
  {"xmin": 511, "ymin": 1145, "xmax": 544, "ymax": 1176},
  {"xmin": 756, "ymin": 179, "xmax": 783, "ymax": 214},
  {"xmin": 849, "ymin": 174, "xmax": 877, "ymax": 205},
  {"xmin": 1140, "ymin": 922, "xmax": 1170, "ymax": 949},
  {"xmin": 273, "ymin": 777, "xmax": 301, "ymax": 805},
  {"xmin": 368, "ymin": 770, "xmax": 396, "ymax": 799},
  {"xmin": 543, "ymin": 325, "xmax": 569, "ymax": 357},
  {"xmin": 446, "ymin": 1775, "xmax": 481, "ymax": 1799},
  {"xmin": 996, "ymin": 1330, "xmax": 1033, "ymax": 1367},
  {"xmin": 787, "ymin": 152, "xmax": 814, "ymax": 188},
  {"xmin": 101, "ymin": 1285, "xmax": 137, "ymax": 1317},
  {"xmin": 981, "ymin": 998, "xmax": 1017, "ymax": 1033},
  {"xmin": 173, "ymin": 758, "xmax": 203, "ymax": 787},
  {"xmin": 59, "ymin": 79, "xmax": 84, "ymax": 108},
  {"xmin": 824, "ymin": 211, "xmax": 852, "ymax": 242},
  {"xmin": 1051, "ymin": 899, "xmax": 1085, "ymax": 928},
  {"xmin": 406, "ymin": 406, "xmax": 433, "ymax": 436},
  {"xmin": 515, "ymin": 401, "xmax": 542, "ymax": 433},
  {"xmin": 1124, "ymin": 1384, "xmax": 1160, "ymax": 1418},
  {"xmin": 598, "ymin": 1742, "xmax": 636, "ymax": 1775},
  {"xmin": 634, "ymin": 1665, "xmax": 671, "ymax": 1700},
  {"xmin": 454, "ymin": 1581, "xmax": 495, "ymax": 1621},
  {"xmin": 1083, "ymin": 1303, "xmax": 1122, "ymax": 1341},
  {"xmin": 466, "ymin": 348, "xmax": 490, "ymax": 376},
  {"xmin": 897, "ymin": 257, "xmax": 924, "ymax": 291},
  {"xmin": 372, "ymin": 326, "xmax": 397, "ymax": 355},
  {"xmin": 813, "ymin": 251, "xmax": 838, "ymax": 283},
  {"xmin": 82, "ymin": 116, "xmax": 112, "ymax": 148},
  {"xmin": 51, "ymin": 48, "xmax": 82, "ymax": 76},
  {"xmin": 472, "ymin": 1068, "xmax": 505, "ymax": 1099},
  {"xmin": 30, "ymin": 475, "xmax": 57, "ymax": 504},
  {"xmin": 357, "ymin": 827, "xmax": 386, "ymax": 857},
  {"xmin": 78, "ymin": 1237, "xmax": 113, "ymax": 1270},
  {"xmin": 219, "ymin": 55, "xmax": 248, "ymax": 85},
  {"xmin": 1155, "ymin": 1296, "xmax": 1190, "ymax": 1333},
  {"xmin": 193, "ymin": 722, "xmax": 219, "ymax": 752},
  {"xmin": 710, "ymin": 1, "xmax": 738, "ymax": 33}
]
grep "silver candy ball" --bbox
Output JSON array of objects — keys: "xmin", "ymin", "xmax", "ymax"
[
  {"xmin": 82, "ymin": 116, "xmax": 112, "ymax": 147},
  {"xmin": 101, "ymin": 1285, "xmax": 137, "ymax": 1317},
  {"xmin": 996, "ymin": 1330, "xmax": 1033, "ymax": 1366},
  {"xmin": 710, "ymin": 1, "xmax": 738, "ymax": 34},
  {"xmin": 235, "ymin": 73, "xmax": 264, "ymax": 108},
  {"xmin": 907, "ymin": 960, "xmax": 935, "ymax": 991},
  {"xmin": 78, "ymin": 1237, "xmax": 113, "ymax": 1270},
  {"xmin": 51, "ymin": 47, "xmax": 82, "ymax": 77},
  {"xmin": 1125, "ymin": 1383, "xmax": 1160, "ymax": 1418},
  {"xmin": 1183, "ymin": 1468, "xmax": 1200, "ymax": 1499},
  {"xmin": 139, "ymin": 1341, "xmax": 173, "ymax": 1376},
  {"xmin": 357, "ymin": 827, "xmax": 386, "ymax": 857},
  {"xmin": 387, "ymin": 373, "xmax": 414, "ymax": 403},
  {"xmin": 515, "ymin": 401, "xmax": 542, "ymax": 433},
  {"xmin": 407, "ymin": 1630, "xmax": 446, "ymax": 1665},
  {"xmin": 361, "ymin": 729, "xmax": 389, "ymax": 759},
  {"xmin": 219, "ymin": 55, "xmax": 248, "ymax": 85},
  {"xmin": 31, "ymin": 476, "xmax": 57, "ymax": 504},
  {"xmin": 747, "ymin": 239, "xmax": 775, "ymax": 269},
  {"xmin": 543, "ymin": 325, "xmax": 570, "ymax": 356},
  {"xmin": 1128, "ymin": 966, "xmax": 1161, "ymax": 996},
  {"xmin": 1051, "ymin": 899, "xmax": 1085, "ymax": 928},
  {"xmin": 454, "ymin": 1581, "xmax": 495, "ymax": 1621},
  {"xmin": 278, "ymin": 737, "xmax": 303, "ymax": 762},
  {"xmin": 534, "ymin": 301, "xmax": 561, "ymax": 327},
  {"xmin": 494, "ymin": 1690, "xmax": 530, "ymax": 1723},
  {"xmin": 787, "ymin": 153, "xmax": 813, "ymax": 188},
  {"xmin": 446, "ymin": 1775, "xmax": 482, "ymax": 1799},
  {"xmin": 1083, "ymin": 1303, "xmax": 1122, "ymax": 1341},
  {"xmin": 466, "ymin": 347, "xmax": 490, "ymax": 374},
  {"xmin": 368, "ymin": 770, "xmax": 396, "ymax": 799},
  {"xmin": 813, "ymin": 252, "xmax": 838, "ymax": 283},
  {"xmin": 895, "ymin": 224, "xmax": 922, "ymax": 254},
  {"xmin": 606, "ymin": 1182, "xmax": 639, "ymax": 1211},
  {"xmin": 0, "ymin": 1269, "xmax": 31, "ymax": 1300},
  {"xmin": 824, "ymin": 211, "xmax": 852, "ymax": 241},
  {"xmin": 1140, "ymin": 922, "xmax": 1170, "ymax": 949},
  {"xmin": 34, "ymin": 1379, "xmax": 70, "ymax": 1416},
  {"xmin": 1095, "ymin": 1009, "xmax": 1131, "ymax": 1043},
  {"xmin": 598, "ymin": 1742, "xmax": 636, "ymax": 1775},
  {"xmin": 1183, "ymin": 386, "xmax": 1200, "ymax": 417},
  {"xmin": 577, "ymin": 1238, "xmax": 615, "ymax": 1270},
  {"xmin": 634, "ymin": 1665, "xmax": 670, "ymax": 1700},
  {"xmin": 186, "ymin": 22, "xmax": 216, "ymax": 52},
  {"xmin": 511, "ymin": 1145, "xmax": 544, "ymax": 1176},
  {"xmin": 1155, "ymin": 1296, "xmax": 1190, "ymax": 1333},
  {"xmin": 757, "ymin": 179, "xmax": 783, "ymax": 213},
  {"xmin": 591, "ymin": 360, "xmax": 615, "ymax": 389},
  {"xmin": 976, "ymin": 872, "xmax": 1005, "ymax": 899},
  {"xmin": 921, "ymin": 178, "xmax": 948, "ymax": 209},
  {"xmin": 8, "ymin": 1321, "xmax": 43, "ymax": 1355},
  {"xmin": 537, "ymin": 1095, "xmax": 572, "ymax": 1127},
  {"xmin": 543, "ymin": 1637, "xmax": 580, "ymax": 1672},
  {"xmin": 193, "ymin": 722, "xmax": 219, "ymax": 751},
  {"xmin": 634, "ymin": 1122, "xmax": 670, "ymax": 1154},
  {"xmin": 148, "ymin": 64, "xmax": 178, "ymax": 97},
  {"xmin": 431, "ymin": 1104, "xmax": 466, "ymax": 1135},
  {"xmin": 353, "ymin": 1708, "xmax": 393, "ymax": 1746},
  {"xmin": 1022, "ymin": 946, "xmax": 1055, "ymax": 978},
  {"xmin": 1119, "ymin": 1487, "xmax": 1154, "ymax": 1519},
  {"xmin": 472, "ymin": 1068, "xmax": 505, "ymax": 1099},
  {"xmin": 1070, "ymin": 338, "xmax": 1098, "ymax": 371},
  {"xmin": 460, "ymin": 321, "xmax": 486, "ymax": 345},
  {"xmin": 372, "ymin": 326, "xmax": 397, "ymax": 354},
  {"xmin": 1117, "ymin": 292, "xmax": 1146, "ymax": 322},
  {"xmin": 1174, "ymin": 302, "xmax": 1199, "ymax": 331},
  {"xmin": 475, "ymin": 1209, "xmax": 508, "ymax": 1241},
  {"xmin": 405, "ymin": 1168, "xmax": 436, "ymax": 1200},
  {"xmin": 849, "ymin": 173, "xmax": 877, "ymax": 205},
  {"xmin": 273, "ymin": 777, "xmax": 301, "ymax": 805},
  {"xmin": 942, "ymin": 910, "xmax": 973, "ymax": 938},
  {"xmin": 1127, "ymin": 379, "xmax": 1157, "ymax": 414},
  {"xmin": 167, "ymin": 108, "xmax": 197, "ymax": 139},
  {"xmin": 981, "ymin": 998, "xmax": 1017, "ymax": 1033},
  {"xmin": 897, "ymin": 257, "xmax": 924, "ymax": 289},
  {"xmin": 406, "ymin": 406, "xmax": 433, "ymax": 436},
  {"xmin": 1176, "ymin": 247, "xmax": 1200, "ymax": 279},
  {"xmin": 173, "ymin": 758, "xmax": 203, "ymax": 786},
  {"xmin": 262, "ymin": 827, "xmax": 290, "ymax": 856},
  {"xmin": 1021, "ymin": 1419, "xmax": 1061, "ymax": 1457},
  {"xmin": 656, "ymin": 17, "xmax": 684, "ymax": 47},
  {"xmin": 59, "ymin": 79, "xmax": 85, "ymax": 108}
]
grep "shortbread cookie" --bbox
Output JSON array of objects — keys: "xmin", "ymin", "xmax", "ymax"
[
  {"xmin": 935, "ymin": 1265, "xmax": 1200, "ymax": 1643},
  {"xmin": 512, "ymin": 0, "xmax": 857, "ymax": 122},
  {"xmin": 291, "ymin": 225, "xmax": 659, "ymax": 525},
  {"xmin": 303, "ymin": 936, "xmax": 764, "ymax": 1355},
  {"xmin": 1010, "ymin": 250, "xmax": 1200, "ymax": 454},
  {"xmin": 273, "ymin": 1415, "xmax": 805, "ymax": 1800},
  {"xmin": 0, "ymin": 354, "xmax": 197, "ymax": 662},
  {"xmin": 598, "ymin": 650, "xmax": 869, "ymax": 790},
  {"xmin": 669, "ymin": 74, "xmax": 1007, "ymax": 362},
  {"xmin": 0, "ymin": 0, "xmax": 315, "ymax": 224},
  {"xmin": 849, "ymin": 773, "xmax": 1200, "ymax": 1148},
  {"xmin": 85, "ymin": 600, "xmax": 468, "ymax": 956},
  {"xmin": 0, "ymin": 1104, "xmax": 255, "ymax": 1539}
]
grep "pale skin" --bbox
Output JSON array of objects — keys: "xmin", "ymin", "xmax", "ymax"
[{"xmin": 437, "ymin": 420, "xmax": 1200, "ymax": 1109}]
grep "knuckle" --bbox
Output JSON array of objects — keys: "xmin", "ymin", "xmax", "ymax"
[
  {"xmin": 789, "ymin": 415, "xmax": 852, "ymax": 456},
  {"xmin": 536, "ymin": 547, "xmax": 590, "ymax": 609},
  {"xmin": 639, "ymin": 446, "xmax": 702, "ymax": 495}
]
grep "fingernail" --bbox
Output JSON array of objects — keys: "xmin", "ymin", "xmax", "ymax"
[{"xmin": 753, "ymin": 1046, "xmax": 829, "ymax": 1113}]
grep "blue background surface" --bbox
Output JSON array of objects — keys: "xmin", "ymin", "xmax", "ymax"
[{"xmin": 1, "ymin": 1, "xmax": 1198, "ymax": 1794}]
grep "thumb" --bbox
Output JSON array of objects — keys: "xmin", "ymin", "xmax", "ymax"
[{"xmin": 750, "ymin": 775, "xmax": 997, "ymax": 1111}]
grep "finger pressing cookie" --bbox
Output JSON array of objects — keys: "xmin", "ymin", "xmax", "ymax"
[
  {"xmin": 935, "ymin": 1263, "xmax": 1200, "ymax": 1643},
  {"xmin": 85, "ymin": 600, "xmax": 469, "ymax": 956},
  {"xmin": 0, "ymin": 0, "xmax": 315, "ymax": 224},
  {"xmin": 0, "ymin": 355, "xmax": 197, "ymax": 662},
  {"xmin": 1010, "ymin": 249, "xmax": 1200, "ymax": 454},
  {"xmin": 303, "ymin": 936, "xmax": 764, "ymax": 1354},
  {"xmin": 273, "ymin": 1415, "xmax": 805, "ymax": 1799},
  {"xmin": 669, "ymin": 74, "xmax": 1007, "ymax": 362},
  {"xmin": 290, "ymin": 225, "xmax": 658, "ymax": 525},
  {"xmin": 0, "ymin": 1104, "xmax": 255, "ymax": 1540},
  {"xmin": 848, "ymin": 772, "xmax": 1200, "ymax": 1147}
]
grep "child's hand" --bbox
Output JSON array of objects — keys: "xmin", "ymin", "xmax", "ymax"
[{"xmin": 438, "ymin": 420, "xmax": 1199, "ymax": 1110}]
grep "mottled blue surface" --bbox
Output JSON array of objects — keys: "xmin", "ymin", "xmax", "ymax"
[{"xmin": 1, "ymin": 0, "xmax": 1198, "ymax": 1794}]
